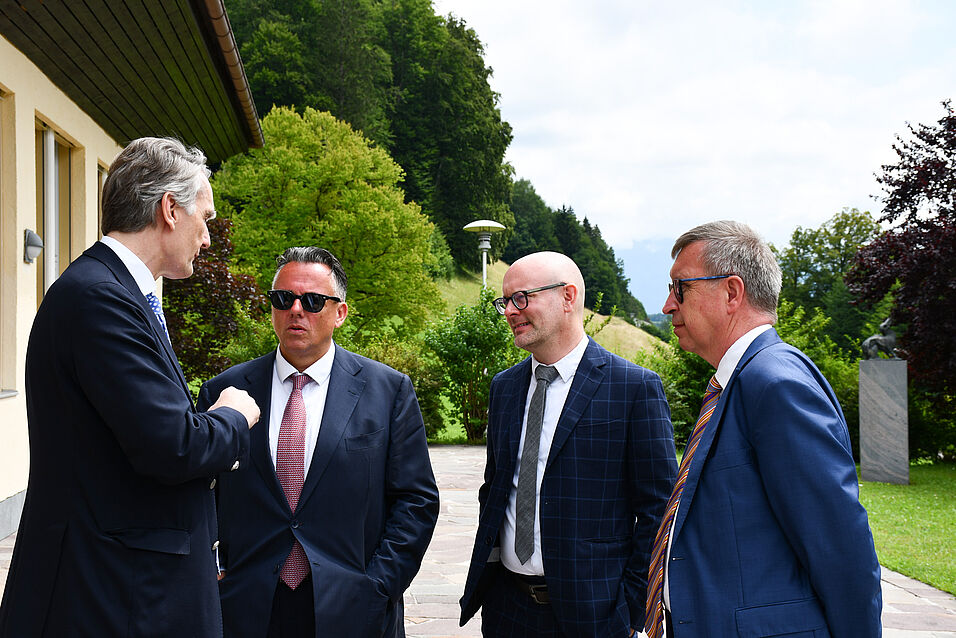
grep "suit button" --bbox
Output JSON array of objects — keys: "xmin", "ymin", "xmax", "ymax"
[
  {"xmin": 291, "ymin": 520, "xmax": 300, "ymax": 529},
  {"xmin": 212, "ymin": 540, "xmax": 220, "ymax": 551},
  {"xmin": 484, "ymin": 536, "xmax": 493, "ymax": 545},
  {"xmin": 209, "ymin": 478, "xmax": 217, "ymax": 489},
  {"xmin": 231, "ymin": 460, "xmax": 240, "ymax": 471}
]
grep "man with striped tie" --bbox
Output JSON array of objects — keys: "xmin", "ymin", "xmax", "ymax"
[{"xmin": 647, "ymin": 221, "xmax": 882, "ymax": 637}]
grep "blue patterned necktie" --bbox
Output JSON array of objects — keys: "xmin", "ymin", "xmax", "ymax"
[{"xmin": 145, "ymin": 292, "xmax": 169, "ymax": 339}]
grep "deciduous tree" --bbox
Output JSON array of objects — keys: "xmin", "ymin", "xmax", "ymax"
[
  {"xmin": 847, "ymin": 101, "xmax": 956, "ymax": 394},
  {"xmin": 214, "ymin": 106, "xmax": 443, "ymax": 337}
]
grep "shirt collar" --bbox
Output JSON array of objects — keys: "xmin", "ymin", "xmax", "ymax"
[
  {"xmin": 100, "ymin": 236, "xmax": 156, "ymax": 297},
  {"xmin": 275, "ymin": 342, "xmax": 336, "ymax": 386},
  {"xmin": 715, "ymin": 324, "xmax": 773, "ymax": 388},
  {"xmin": 531, "ymin": 334, "xmax": 589, "ymax": 384}
]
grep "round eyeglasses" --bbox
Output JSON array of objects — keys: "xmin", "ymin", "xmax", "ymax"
[{"xmin": 492, "ymin": 282, "xmax": 567, "ymax": 315}]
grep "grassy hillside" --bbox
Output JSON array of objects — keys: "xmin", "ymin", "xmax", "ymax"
[{"xmin": 438, "ymin": 260, "xmax": 661, "ymax": 359}]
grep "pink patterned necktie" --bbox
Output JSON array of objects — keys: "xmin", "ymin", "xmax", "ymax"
[
  {"xmin": 645, "ymin": 375, "xmax": 721, "ymax": 638},
  {"xmin": 276, "ymin": 373, "xmax": 312, "ymax": 588}
]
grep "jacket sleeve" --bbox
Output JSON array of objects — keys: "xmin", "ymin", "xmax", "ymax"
[
  {"xmin": 364, "ymin": 374, "xmax": 440, "ymax": 599},
  {"xmin": 622, "ymin": 368, "xmax": 678, "ymax": 630},
  {"xmin": 744, "ymin": 349, "xmax": 882, "ymax": 637},
  {"xmin": 72, "ymin": 281, "xmax": 249, "ymax": 485}
]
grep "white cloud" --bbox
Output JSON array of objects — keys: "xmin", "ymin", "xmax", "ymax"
[{"xmin": 433, "ymin": 0, "xmax": 956, "ymax": 305}]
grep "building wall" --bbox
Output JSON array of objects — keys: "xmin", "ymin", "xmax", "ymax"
[{"xmin": 0, "ymin": 33, "xmax": 122, "ymax": 537}]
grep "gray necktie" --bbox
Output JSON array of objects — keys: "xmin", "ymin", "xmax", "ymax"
[{"xmin": 515, "ymin": 364, "xmax": 559, "ymax": 564}]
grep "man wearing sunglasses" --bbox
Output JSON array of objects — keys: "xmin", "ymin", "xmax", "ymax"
[
  {"xmin": 197, "ymin": 247, "xmax": 439, "ymax": 638},
  {"xmin": 460, "ymin": 251, "xmax": 678, "ymax": 637},
  {"xmin": 647, "ymin": 221, "xmax": 881, "ymax": 637}
]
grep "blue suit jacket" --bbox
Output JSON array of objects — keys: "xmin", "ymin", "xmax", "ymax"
[
  {"xmin": 459, "ymin": 338, "xmax": 678, "ymax": 636},
  {"xmin": 197, "ymin": 347, "xmax": 439, "ymax": 638},
  {"xmin": 0, "ymin": 242, "xmax": 250, "ymax": 637},
  {"xmin": 667, "ymin": 329, "xmax": 882, "ymax": 637}
]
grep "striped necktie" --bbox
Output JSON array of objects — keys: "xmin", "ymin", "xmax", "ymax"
[{"xmin": 645, "ymin": 375, "xmax": 721, "ymax": 638}]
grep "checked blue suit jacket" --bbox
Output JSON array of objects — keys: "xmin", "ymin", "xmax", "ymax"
[{"xmin": 459, "ymin": 338, "xmax": 678, "ymax": 636}]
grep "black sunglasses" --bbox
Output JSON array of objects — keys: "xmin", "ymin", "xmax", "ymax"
[
  {"xmin": 267, "ymin": 289, "xmax": 341, "ymax": 313},
  {"xmin": 667, "ymin": 275, "xmax": 733, "ymax": 304},
  {"xmin": 492, "ymin": 282, "xmax": 567, "ymax": 315}
]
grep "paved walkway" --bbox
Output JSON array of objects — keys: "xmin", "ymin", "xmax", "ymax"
[{"xmin": 2, "ymin": 445, "xmax": 954, "ymax": 636}]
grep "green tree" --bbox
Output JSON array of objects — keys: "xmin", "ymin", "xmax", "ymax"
[
  {"xmin": 381, "ymin": 4, "xmax": 514, "ymax": 264},
  {"xmin": 311, "ymin": 0, "xmax": 393, "ymax": 147},
  {"xmin": 164, "ymin": 217, "xmax": 264, "ymax": 387},
  {"xmin": 424, "ymin": 288, "xmax": 525, "ymax": 442},
  {"xmin": 775, "ymin": 208, "xmax": 882, "ymax": 352},
  {"xmin": 214, "ymin": 106, "xmax": 442, "ymax": 337},
  {"xmin": 502, "ymin": 178, "xmax": 560, "ymax": 263},
  {"xmin": 241, "ymin": 17, "xmax": 314, "ymax": 117}
]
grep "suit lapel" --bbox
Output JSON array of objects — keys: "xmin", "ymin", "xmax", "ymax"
[
  {"xmin": 505, "ymin": 358, "xmax": 534, "ymax": 468},
  {"xmin": 297, "ymin": 346, "xmax": 365, "ymax": 511},
  {"xmin": 85, "ymin": 242, "xmax": 191, "ymax": 398},
  {"xmin": 546, "ymin": 338, "xmax": 606, "ymax": 469},
  {"xmin": 241, "ymin": 354, "xmax": 285, "ymax": 507},
  {"xmin": 672, "ymin": 329, "xmax": 782, "ymax": 540}
]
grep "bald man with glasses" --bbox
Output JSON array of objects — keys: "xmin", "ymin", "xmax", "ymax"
[{"xmin": 460, "ymin": 251, "xmax": 678, "ymax": 637}]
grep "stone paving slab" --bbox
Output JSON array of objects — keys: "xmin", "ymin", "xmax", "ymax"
[{"xmin": 1, "ymin": 445, "xmax": 953, "ymax": 637}]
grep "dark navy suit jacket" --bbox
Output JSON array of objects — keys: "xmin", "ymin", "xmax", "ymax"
[
  {"xmin": 0, "ymin": 242, "xmax": 250, "ymax": 637},
  {"xmin": 197, "ymin": 347, "xmax": 439, "ymax": 638},
  {"xmin": 667, "ymin": 328, "xmax": 882, "ymax": 637},
  {"xmin": 459, "ymin": 338, "xmax": 678, "ymax": 636}
]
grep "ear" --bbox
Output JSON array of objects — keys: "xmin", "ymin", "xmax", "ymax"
[
  {"xmin": 725, "ymin": 275, "xmax": 745, "ymax": 312},
  {"xmin": 157, "ymin": 192, "xmax": 178, "ymax": 231},
  {"xmin": 563, "ymin": 283, "xmax": 578, "ymax": 311},
  {"xmin": 333, "ymin": 302, "xmax": 349, "ymax": 328}
]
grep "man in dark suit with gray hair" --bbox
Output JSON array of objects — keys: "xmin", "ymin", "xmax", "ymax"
[{"xmin": 0, "ymin": 137, "xmax": 260, "ymax": 637}]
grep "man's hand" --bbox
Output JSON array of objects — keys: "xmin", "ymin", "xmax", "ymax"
[{"xmin": 210, "ymin": 386, "xmax": 260, "ymax": 428}]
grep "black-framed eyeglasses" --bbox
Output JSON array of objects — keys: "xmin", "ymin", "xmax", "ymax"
[
  {"xmin": 668, "ymin": 275, "xmax": 733, "ymax": 304},
  {"xmin": 492, "ymin": 282, "xmax": 567, "ymax": 315},
  {"xmin": 267, "ymin": 289, "xmax": 341, "ymax": 313}
]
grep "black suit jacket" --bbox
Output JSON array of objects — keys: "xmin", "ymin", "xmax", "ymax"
[
  {"xmin": 197, "ymin": 347, "xmax": 439, "ymax": 638},
  {"xmin": 0, "ymin": 241, "xmax": 250, "ymax": 637}
]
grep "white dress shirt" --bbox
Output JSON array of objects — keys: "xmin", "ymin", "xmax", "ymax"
[
  {"xmin": 100, "ymin": 236, "xmax": 156, "ymax": 297},
  {"xmin": 500, "ymin": 334, "xmax": 589, "ymax": 576},
  {"xmin": 663, "ymin": 323, "xmax": 772, "ymax": 610},
  {"xmin": 269, "ymin": 344, "xmax": 335, "ymax": 476}
]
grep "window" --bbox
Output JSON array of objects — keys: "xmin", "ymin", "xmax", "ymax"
[{"xmin": 35, "ymin": 123, "xmax": 74, "ymax": 304}]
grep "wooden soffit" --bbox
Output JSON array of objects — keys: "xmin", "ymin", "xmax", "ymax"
[{"xmin": 0, "ymin": 0, "xmax": 263, "ymax": 163}]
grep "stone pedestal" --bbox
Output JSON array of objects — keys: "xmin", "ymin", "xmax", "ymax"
[{"xmin": 859, "ymin": 359, "xmax": 908, "ymax": 484}]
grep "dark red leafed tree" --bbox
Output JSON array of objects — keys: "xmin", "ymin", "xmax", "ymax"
[
  {"xmin": 847, "ymin": 101, "xmax": 956, "ymax": 394},
  {"xmin": 164, "ymin": 217, "xmax": 265, "ymax": 383}
]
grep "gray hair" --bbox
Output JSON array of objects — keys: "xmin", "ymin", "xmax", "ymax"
[
  {"xmin": 672, "ymin": 220, "xmax": 781, "ymax": 320},
  {"xmin": 274, "ymin": 247, "xmax": 348, "ymax": 300},
  {"xmin": 101, "ymin": 137, "xmax": 211, "ymax": 235}
]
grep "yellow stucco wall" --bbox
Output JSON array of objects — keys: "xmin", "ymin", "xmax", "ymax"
[{"xmin": 0, "ymin": 33, "xmax": 123, "ymax": 504}]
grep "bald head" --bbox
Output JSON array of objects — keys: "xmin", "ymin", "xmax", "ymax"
[{"xmin": 501, "ymin": 251, "xmax": 586, "ymax": 364}]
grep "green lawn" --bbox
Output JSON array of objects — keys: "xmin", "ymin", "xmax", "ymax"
[{"xmin": 859, "ymin": 462, "xmax": 956, "ymax": 594}]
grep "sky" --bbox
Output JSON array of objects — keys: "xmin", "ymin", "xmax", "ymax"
[{"xmin": 431, "ymin": 0, "xmax": 956, "ymax": 314}]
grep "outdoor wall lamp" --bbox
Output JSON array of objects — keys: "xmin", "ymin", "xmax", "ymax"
[{"xmin": 24, "ymin": 228, "xmax": 44, "ymax": 264}]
